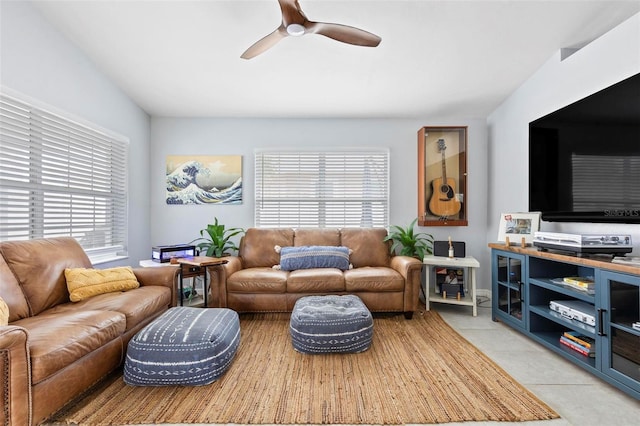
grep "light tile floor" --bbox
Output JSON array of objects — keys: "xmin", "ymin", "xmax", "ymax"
[{"xmin": 427, "ymin": 300, "xmax": 639, "ymax": 426}]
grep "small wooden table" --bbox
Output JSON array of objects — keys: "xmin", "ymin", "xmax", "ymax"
[
  {"xmin": 423, "ymin": 255, "xmax": 480, "ymax": 316},
  {"xmin": 177, "ymin": 257, "xmax": 228, "ymax": 307}
]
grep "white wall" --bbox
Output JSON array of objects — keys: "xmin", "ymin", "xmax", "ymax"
[
  {"xmin": 487, "ymin": 13, "xmax": 640, "ymax": 263},
  {"xmin": 150, "ymin": 117, "xmax": 491, "ymax": 287},
  {"xmin": 0, "ymin": 1, "xmax": 151, "ymax": 266}
]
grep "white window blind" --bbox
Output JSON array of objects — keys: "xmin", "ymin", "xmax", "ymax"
[
  {"xmin": 0, "ymin": 91, "xmax": 128, "ymax": 259},
  {"xmin": 572, "ymin": 154, "xmax": 640, "ymax": 210},
  {"xmin": 255, "ymin": 149, "xmax": 389, "ymax": 228}
]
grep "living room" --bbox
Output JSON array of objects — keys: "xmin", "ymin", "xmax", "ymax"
[{"xmin": 1, "ymin": 1, "xmax": 640, "ymax": 425}]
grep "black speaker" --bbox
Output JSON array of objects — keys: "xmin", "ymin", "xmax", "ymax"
[{"xmin": 433, "ymin": 241, "xmax": 466, "ymax": 258}]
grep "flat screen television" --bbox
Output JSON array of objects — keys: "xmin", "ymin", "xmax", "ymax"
[{"xmin": 529, "ymin": 72, "xmax": 640, "ymax": 223}]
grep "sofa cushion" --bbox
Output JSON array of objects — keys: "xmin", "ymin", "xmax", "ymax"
[
  {"xmin": 0, "ymin": 237, "xmax": 92, "ymax": 316},
  {"xmin": 344, "ymin": 267, "xmax": 405, "ymax": 292},
  {"xmin": 240, "ymin": 228, "xmax": 294, "ymax": 268},
  {"xmin": 287, "ymin": 269, "xmax": 346, "ymax": 292},
  {"xmin": 340, "ymin": 228, "xmax": 390, "ymax": 268},
  {"xmin": 275, "ymin": 245, "xmax": 351, "ymax": 271},
  {"xmin": 0, "ymin": 256, "xmax": 30, "ymax": 322},
  {"xmin": 0, "ymin": 296, "xmax": 8, "ymax": 326},
  {"xmin": 51, "ymin": 286, "xmax": 171, "ymax": 333},
  {"xmin": 294, "ymin": 228, "xmax": 341, "ymax": 246},
  {"xmin": 227, "ymin": 268, "xmax": 288, "ymax": 293},
  {"xmin": 13, "ymin": 309, "xmax": 126, "ymax": 384},
  {"xmin": 66, "ymin": 267, "xmax": 140, "ymax": 302}
]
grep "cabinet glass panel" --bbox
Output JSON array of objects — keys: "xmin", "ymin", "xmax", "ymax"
[
  {"xmin": 608, "ymin": 280, "xmax": 640, "ymax": 381},
  {"xmin": 610, "ymin": 328, "xmax": 640, "ymax": 381},
  {"xmin": 497, "ymin": 255, "xmax": 523, "ymax": 320},
  {"xmin": 610, "ymin": 281, "xmax": 638, "ymax": 327}
]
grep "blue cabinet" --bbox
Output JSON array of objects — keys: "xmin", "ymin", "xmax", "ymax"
[
  {"xmin": 490, "ymin": 244, "xmax": 639, "ymax": 400},
  {"xmin": 600, "ymin": 271, "xmax": 640, "ymax": 392},
  {"xmin": 491, "ymin": 250, "xmax": 526, "ymax": 329}
]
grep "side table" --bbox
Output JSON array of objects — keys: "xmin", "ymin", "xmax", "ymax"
[
  {"xmin": 177, "ymin": 257, "xmax": 228, "ymax": 307},
  {"xmin": 423, "ymin": 255, "xmax": 480, "ymax": 316}
]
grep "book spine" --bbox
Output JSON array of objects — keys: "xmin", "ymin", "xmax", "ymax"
[
  {"xmin": 559, "ymin": 336, "xmax": 593, "ymax": 357},
  {"xmin": 562, "ymin": 277, "xmax": 593, "ymax": 288},
  {"xmin": 563, "ymin": 332, "xmax": 593, "ymax": 349}
]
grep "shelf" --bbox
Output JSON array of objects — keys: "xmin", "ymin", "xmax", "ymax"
[
  {"xmin": 496, "ymin": 280, "xmax": 523, "ymax": 292},
  {"xmin": 529, "ymin": 331, "xmax": 597, "ymax": 370},
  {"xmin": 428, "ymin": 291, "xmax": 473, "ymax": 307},
  {"xmin": 529, "ymin": 278, "xmax": 595, "ymax": 303},
  {"xmin": 529, "ymin": 305, "xmax": 596, "ymax": 336},
  {"xmin": 611, "ymin": 322, "xmax": 640, "ymax": 336}
]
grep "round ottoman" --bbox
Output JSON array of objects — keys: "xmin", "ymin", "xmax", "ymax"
[
  {"xmin": 124, "ymin": 307, "xmax": 240, "ymax": 386},
  {"xmin": 289, "ymin": 295, "xmax": 373, "ymax": 354}
]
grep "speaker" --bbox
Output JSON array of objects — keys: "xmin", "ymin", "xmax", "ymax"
[{"xmin": 433, "ymin": 241, "xmax": 466, "ymax": 258}]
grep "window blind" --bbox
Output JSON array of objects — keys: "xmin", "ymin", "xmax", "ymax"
[
  {"xmin": 255, "ymin": 149, "xmax": 389, "ymax": 228},
  {"xmin": 0, "ymin": 92, "xmax": 128, "ymax": 259},
  {"xmin": 572, "ymin": 154, "xmax": 640, "ymax": 210}
]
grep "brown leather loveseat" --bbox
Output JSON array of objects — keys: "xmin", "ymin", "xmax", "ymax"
[
  {"xmin": 212, "ymin": 228, "xmax": 423, "ymax": 318},
  {"xmin": 0, "ymin": 237, "xmax": 178, "ymax": 426}
]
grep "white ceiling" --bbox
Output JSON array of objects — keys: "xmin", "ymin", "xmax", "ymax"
[{"xmin": 32, "ymin": 0, "xmax": 640, "ymax": 119}]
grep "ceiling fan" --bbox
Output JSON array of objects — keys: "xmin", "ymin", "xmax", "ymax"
[{"xmin": 241, "ymin": 0, "xmax": 381, "ymax": 59}]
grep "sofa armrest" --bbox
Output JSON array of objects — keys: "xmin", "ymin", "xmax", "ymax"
[
  {"xmin": 390, "ymin": 255, "xmax": 423, "ymax": 316},
  {"xmin": 209, "ymin": 257, "xmax": 243, "ymax": 308},
  {"xmin": 132, "ymin": 266, "xmax": 180, "ymax": 307},
  {"xmin": 0, "ymin": 326, "xmax": 32, "ymax": 426}
]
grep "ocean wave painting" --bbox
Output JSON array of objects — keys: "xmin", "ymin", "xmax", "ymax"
[{"xmin": 166, "ymin": 155, "xmax": 242, "ymax": 205}]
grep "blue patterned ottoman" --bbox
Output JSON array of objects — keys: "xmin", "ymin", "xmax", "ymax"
[
  {"xmin": 289, "ymin": 295, "xmax": 373, "ymax": 354},
  {"xmin": 124, "ymin": 307, "xmax": 240, "ymax": 386}
]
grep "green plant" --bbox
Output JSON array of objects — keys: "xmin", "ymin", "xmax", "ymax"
[
  {"xmin": 190, "ymin": 217, "xmax": 245, "ymax": 257},
  {"xmin": 384, "ymin": 218, "xmax": 433, "ymax": 260}
]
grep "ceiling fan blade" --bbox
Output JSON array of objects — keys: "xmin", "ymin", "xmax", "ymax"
[
  {"xmin": 279, "ymin": 0, "xmax": 307, "ymax": 27},
  {"xmin": 241, "ymin": 0, "xmax": 381, "ymax": 59},
  {"xmin": 308, "ymin": 22, "xmax": 381, "ymax": 47},
  {"xmin": 241, "ymin": 28, "xmax": 287, "ymax": 59}
]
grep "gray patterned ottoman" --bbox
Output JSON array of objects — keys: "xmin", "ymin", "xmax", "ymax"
[
  {"xmin": 124, "ymin": 307, "xmax": 240, "ymax": 386},
  {"xmin": 289, "ymin": 295, "xmax": 373, "ymax": 354}
]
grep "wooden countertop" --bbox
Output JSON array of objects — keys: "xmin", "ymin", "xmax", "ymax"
[{"xmin": 488, "ymin": 243, "xmax": 640, "ymax": 275}]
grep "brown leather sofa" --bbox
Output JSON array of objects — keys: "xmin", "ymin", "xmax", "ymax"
[
  {"xmin": 211, "ymin": 228, "xmax": 423, "ymax": 318},
  {"xmin": 0, "ymin": 237, "xmax": 178, "ymax": 426}
]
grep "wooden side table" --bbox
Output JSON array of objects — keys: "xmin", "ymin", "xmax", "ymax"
[
  {"xmin": 423, "ymin": 255, "xmax": 480, "ymax": 316},
  {"xmin": 177, "ymin": 257, "xmax": 228, "ymax": 307}
]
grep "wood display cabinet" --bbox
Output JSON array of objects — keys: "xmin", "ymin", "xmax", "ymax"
[
  {"xmin": 418, "ymin": 126, "xmax": 468, "ymax": 226},
  {"xmin": 490, "ymin": 243, "xmax": 640, "ymax": 400}
]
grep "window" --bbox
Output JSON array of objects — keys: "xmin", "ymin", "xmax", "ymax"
[
  {"xmin": 255, "ymin": 149, "xmax": 389, "ymax": 228},
  {"xmin": 0, "ymin": 91, "xmax": 128, "ymax": 262}
]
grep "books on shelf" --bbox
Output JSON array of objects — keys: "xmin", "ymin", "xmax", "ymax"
[
  {"xmin": 562, "ymin": 276, "xmax": 594, "ymax": 289},
  {"xmin": 563, "ymin": 331, "xmax": 595, "ymax": 349},
  {"xmin": 560, "ymin": 331, "xmax": 595, "ymax": 358}
]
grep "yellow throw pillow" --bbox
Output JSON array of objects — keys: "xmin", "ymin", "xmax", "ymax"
[
  {"xmin": 0, "ymin": 296, "xmax": 9, "ymax": 326},
  {"xmin": 65, "ymin": 266, "xmax": 139, "ymax": 302}
]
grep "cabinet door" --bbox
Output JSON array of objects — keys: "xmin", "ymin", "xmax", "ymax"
[
  {"xmin": 600, "ymin": 271, "xmax": 640, "ymax": 396},
  {"xmin": 492, "ymin": 251, "xmax": 526, "ymax": 329}
]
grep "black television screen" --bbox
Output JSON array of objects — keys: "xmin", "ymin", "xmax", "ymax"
[{"xmin": 529, "ymin": 72, "xmax": 640, "ymax": 223}]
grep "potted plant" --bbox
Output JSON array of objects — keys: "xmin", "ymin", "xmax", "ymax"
[
  {"xmin": 190, "ymin": 217, "xmax": 245, "ymax": 257},
  {"xmin": 384, "ymin": 218, "xmax": 433, "ymax": 260}
]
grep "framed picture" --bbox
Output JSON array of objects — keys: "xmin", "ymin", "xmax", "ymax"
[
  {"xmin": 166, "ymin": 155, "xmax": 242, "ymax": 205},
  {"xmin": 497, "ymin": 212, "xmax": 541, "ymax": 245},
  {"xmin": 418, "ymin": 126, "xmax": 468, "ymax": 226}
]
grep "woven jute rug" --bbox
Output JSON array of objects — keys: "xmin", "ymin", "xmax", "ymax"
[{"xmin": 49, "ymin": 310, "xmax": 558, "ymax": 425}]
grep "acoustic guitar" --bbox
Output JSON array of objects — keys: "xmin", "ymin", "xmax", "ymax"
[{"xmin": 429, "ymin": 139, "xmax": 461, "ymax": 217}]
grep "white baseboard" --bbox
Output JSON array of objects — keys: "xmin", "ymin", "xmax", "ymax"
[{"xmin": 476, "ymin": 289, "xmax": 491, "ymax": 300}]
